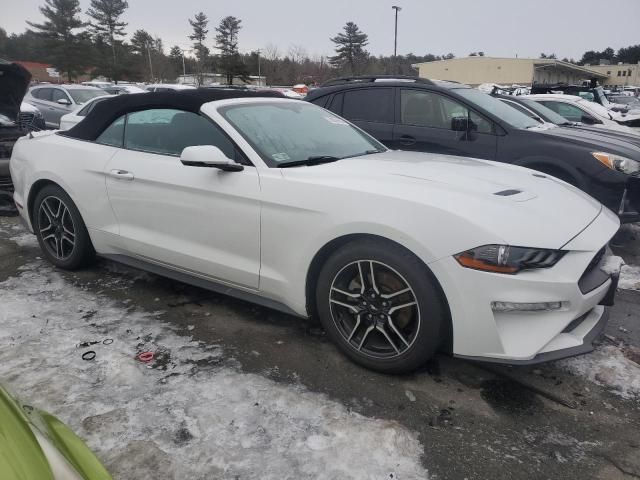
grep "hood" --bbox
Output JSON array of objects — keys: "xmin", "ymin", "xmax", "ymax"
[
  {"xmin": 535, "ymin": 125, "xmax": 640, "ymax": 159},
  {"xmin": 0, "ymin": 61, "xmax": 31, "ymax": 122},
  {"xmin": 562, "ymin": 124, "xmax": 640, "ymax": 146},
  {"xmin": 284, "ymin": 151, "xmax": 604, "ymax": 250},
  {"xmin": 20, "ymin": 101, "xmax": 39, "ymax": 114}
]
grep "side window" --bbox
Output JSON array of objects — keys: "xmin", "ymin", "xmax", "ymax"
[
  {"xmin": 539, "ymin": 101, "xmax": 584, "ymax": 123},
  {"xmin": 500, "ymin": 100, "xmax": 540, "ymax": 120},
  {"xmin": 400, "ymin": 89, "xmax": 493, "ymax": 133},
  {"xmin": 52, "ymin": 89, "xmax": 70, "ymax": 103},
  {"xmin": 32, "ymin": 88, "xmax": 53, "ymax": 101},
  {"xmin": 310, "ymin": 96, "xmax": 330, "ymax": 108},
  {"xmin": 96, "ymin": 116, "xmax": 125, "ymax": 147},
  {"xmin": 124, "ymin": 108, "xmax": 239, "ymax": 160},
  {"xmin": 342, "ymin": 88, "xmax": 394, "ymax": 123},
  {"xmin": 327, "ymin": 93, "xmax": 343, "ymax": 115}
]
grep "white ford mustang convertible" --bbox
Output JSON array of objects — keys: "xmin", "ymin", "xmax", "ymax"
[{"xmin": 10, "ymin": 90, "xmax": 621, "ymax": 373}]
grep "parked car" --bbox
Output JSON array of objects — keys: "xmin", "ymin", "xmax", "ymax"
[
  {"xmin": 1, "ymin": 60, "xmax": 31, "ymax": 193},
  {"xmin": 19, "ymin": 102, "xmax": 46, "ymax": 131},
  {"xmin": 608, "ymin": 95, "xmax": 640, "ymax": 110},
  {"xmin": 59, "ymin": 95, "xmax": 115, "ymax": 130},
  {"xmin": 25, "ymin": 85, "xmax": 107, "ymax": 128},
  {"xmin": 526, "ymin": 94, "xmax": 640, "ymax": 133},
  {"xmin": 102, "ymin": 85, "xmax": 147, "ymax": 95},
  {"xmin": 144, "ymin": 83, "xmax": 196, "ymax": 92},
  {"xmin": 305, "ymin": 76, "xmax": 640, "ymax": 222},
  {"xmin": 0, "ymin": 384, "xmax": 112, "ymax": 480},
  {"xmin": 497, "ymin": 93, "xmax": 640, "ymax": 137},
  {"xmin": 10, "ymin": 89, "xmax": 621, "ymax": 372}
]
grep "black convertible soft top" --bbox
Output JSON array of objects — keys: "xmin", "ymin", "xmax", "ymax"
[{"xmin": 63, "ymin": 89, "xmax": 284, "ymax": 141}]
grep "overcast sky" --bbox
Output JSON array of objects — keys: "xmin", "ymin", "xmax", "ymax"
[{"xmin": 2, "ymin": 0, "xmax": 639, "ymax": 60}]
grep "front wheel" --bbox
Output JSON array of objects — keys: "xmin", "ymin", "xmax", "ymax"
[
  {"xmin": 33, "ymin": 184, "xmax": 95, "ymax": 270},
  {"xmin": 316, "ymin": 239, "xmax": 449, "ymax": 374}
]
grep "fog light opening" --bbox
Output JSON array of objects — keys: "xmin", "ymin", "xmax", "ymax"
[{"xmin": 491, "ymin": 301, "xmax": 563, "ymax": 312}]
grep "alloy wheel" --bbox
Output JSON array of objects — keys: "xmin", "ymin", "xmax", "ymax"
[
  {"xmin": 38, "ymin": 196, "xmax": 76, "ymax": 260},
  {"xmin": 329, "ymin": 260, "xmax": 421, "ymax": 359}
]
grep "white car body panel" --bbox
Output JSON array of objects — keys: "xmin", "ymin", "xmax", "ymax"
[
  {"xmin": 10, "ymin": 97, "xmax": 620, "ymax": 363},
  {"xmin": 59, "ymin": 95, "xmax": 115, "ymax": 130}
]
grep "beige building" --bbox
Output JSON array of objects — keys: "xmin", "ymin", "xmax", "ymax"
[
  {"xmin": 412, "ymin": 56, "xmax": 607, "ymax": 87},
  {"xmin": 584, "ymin": 63, "xmax": 640, "ymax": 88}
]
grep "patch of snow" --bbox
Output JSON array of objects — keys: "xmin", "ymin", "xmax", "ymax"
[
  {"xmin": 619, "ymin": 264, "xmax": 640, "ymax": 291},
  {"xmin": 405, "ymin": 390, "xmax": 416, "ymax": 402},
  {"xmin": 9, "ymin": 232, "xmax": 39, "ymax": 248},
  {"xmin": 0, "ymin": 262, "xmax": 428, "ymax": 479},
  {"xmin": 557, "ymin": 345, "xmax": 640, "ymax": 400},
  {"xmin": 600, "ymin": 255, "xmax": 624, "ymax": 275}
]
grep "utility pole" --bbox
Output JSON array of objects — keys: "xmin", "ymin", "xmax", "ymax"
[
  {"xmin": 146, "ymin": 43, "xmax": 154, "ymax": 82},
  {"xmin": 181, "ymin": 49, "xmax": 187, "ymax": 76},
  {"xmin": 392, "ymin": 6, "xmax": 402, "ymax": 57},
  {"xmin": 256, "ymin": 49, "xmax": 262, "ymax": 86}
]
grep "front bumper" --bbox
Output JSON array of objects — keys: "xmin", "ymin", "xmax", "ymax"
[
  {"xmin": 430, "ymin": 208, "xmax": 620, "ymax": 364},
  {"xmin": 617, "ymin": 174, "xmax": 640, "ymax": 223}
]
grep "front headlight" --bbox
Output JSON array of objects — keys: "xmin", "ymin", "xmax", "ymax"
[
  {"xmin": 454, "ymin": 245, "xmax": 566, "ymax": 274},
  {"xmin": 592, "ymin": 152, "xmax": 640, "ymax": 175}
]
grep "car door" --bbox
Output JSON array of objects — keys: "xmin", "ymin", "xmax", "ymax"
[
  {"xmin": 392, "ymin": 88, "xmax": 498, "ymax": 159},
  {"xmin": 50, "ymin": 89, "xmax": 74, "ymax": 127},
  {"xmin": 104, "ymin": 108, "xmax": 261, "ymax": 290},
  {"xmin": 29, "ymin": 88, "xmax": 56, "ymax": 127},
  {"xmin": 336, "ymin": 88, "xmax": 396, "ymax": 145}
]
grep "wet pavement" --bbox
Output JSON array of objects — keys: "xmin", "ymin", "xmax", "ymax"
[{"xmin": 1, "ymin": 214, "xmax": 639, "ymax": 480}]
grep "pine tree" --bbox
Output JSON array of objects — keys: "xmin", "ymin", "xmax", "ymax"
[
  {"xmin": 169, "ymin": 45, "xmax": 184, "ymax": 76},
  {"xmin": 86, "ymin": 0, "xmax": 129, "ymax": 79},
  {"xmin": 27, "ymin": 0, "xmax": 90, "ymax": 82},
  {"xmin": 189, "ymin": 12, "xmax": 209, "ymax": 85},
  {"xmin": 329, "ymin": 22, "xmax": 369, "ymax": 75},
  {"xmin": 215, "ymin": 16, "xmax": 248, "ymax": 85}
]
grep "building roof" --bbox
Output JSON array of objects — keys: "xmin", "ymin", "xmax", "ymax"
[{"xmin": 412, "ymin": 56, "xmax": 608, "ymax": 79}]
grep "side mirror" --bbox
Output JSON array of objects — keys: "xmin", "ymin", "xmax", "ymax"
[
  {"xmin": 57, "ymin": 98, "xmax": 72, "ymax": 105},
  {"xmin": 451, "ymin": 117, "xmax": 470, "ymax": 132},
  {"xmin": 180, "ymin": 145, "xmax": 244, "ymax": 172}
]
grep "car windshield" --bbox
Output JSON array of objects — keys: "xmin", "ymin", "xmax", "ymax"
[
  {"xmin": 518, "ymin": 98, "xmax": 572, "ymax": 125},
  {"xmin": 219, "ymin": 101, "xmax": 386, "ymax": 167},
  {"xmin": 455, "ymin": 88, "xmax": 539, "ymax": 129},
  {"xmin": 68, "ymin": 89, "xmax": 107, "ymax": 104}
]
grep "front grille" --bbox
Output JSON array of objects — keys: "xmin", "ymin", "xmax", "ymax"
[
  {"xmin": 18, "ymin": 112, "xmax": 45, "ymax": 132},
  {"xmin": 0, "ymin": 176, "xmax": 13, "ymax": 189},
  {"xmin": 578, "ymin": 246, "xmax": 609, "ymax": 294}
]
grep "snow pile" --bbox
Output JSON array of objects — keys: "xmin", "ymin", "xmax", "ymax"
[
  {"xmin": 620, "ymin": 264, "xmax": 640, "ymax": 291},
  {"xmin": 0, "ymin": 262, "xmax": 428, "ymax": 480},
  {"xmin": 558, "ymin": 346, "xmax": 640, "ymax": 400},
  {"xmin": 600, "ymin": 255, "xmax": 624, "ymax": 275}
]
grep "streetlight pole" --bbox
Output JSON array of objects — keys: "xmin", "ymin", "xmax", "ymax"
[
  {"xmin": 392, "ymin": 6, "xmax": 402, "ymax": 58},
  {"xmin": 146, "ymin": 43, "xmax": 154, "ymax": 82},
  {"xmin": 256, "ymin": 49, "xmax": 262, "ymax": 86}
]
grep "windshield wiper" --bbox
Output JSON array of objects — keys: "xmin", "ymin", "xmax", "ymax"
[{"xmin": 278, "ymin": 156, "xmax": 341, "ymax": 168}]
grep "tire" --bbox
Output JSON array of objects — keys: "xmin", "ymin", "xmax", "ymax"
[
  {"xmin": 32, "ymin": 184, "xmax": 95, "ymax": 270},
  {"xmin": 316, "ymin": 238, "xmax": 448, "ymax": 374}
]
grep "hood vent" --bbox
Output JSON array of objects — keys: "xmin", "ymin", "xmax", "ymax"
[{"xmin": 494, "ymin": 189, "xmax": 522, "ymax": 196}]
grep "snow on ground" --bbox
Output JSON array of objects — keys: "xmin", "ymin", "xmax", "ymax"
[
  {"xmin": 558, "ymin": 345, "xmax": 640, "ymax": 400},
  {"xmin": 620, "ymin": 264, "xmax": 640, "ymax": 291},
  {"xmin": 0, "ymin": 261, "xmax": 428, "ymax": 480}
]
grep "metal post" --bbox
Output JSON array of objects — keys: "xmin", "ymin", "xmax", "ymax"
[
  {"xmin": 257, "ymin": 50, "xmax": 262, "ymax": 86},
  {"xmin": 392, "ymin": 6, "xmax": 402, "ymax": 57},
  {"xmin": 147, "ymin": 44, "xmax": 154, "ymax": 81},
  {"xmin": 182, "ymin": 50, "xmax": 186, "ymax": 76}
]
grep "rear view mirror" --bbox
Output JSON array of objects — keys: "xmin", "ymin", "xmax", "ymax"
[
  {"xmin": 451, "ymin": 117, "xmax": 470, "ymax": 132},
  {"xmin": 57, "ymin": 98, "xmax": 72, "ymax": 105},
  {"xmin": 180, "ymin": 145, "xmax": 244, "ymax": 172}
]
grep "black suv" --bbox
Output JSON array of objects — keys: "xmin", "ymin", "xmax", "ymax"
[{"xmin": 306, "ymin": 76, "xmax": 640, "ymax": 222}]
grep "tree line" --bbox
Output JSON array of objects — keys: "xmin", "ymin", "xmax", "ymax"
[{"xmin": 0, "ymin": 1, "xmax": 639, "ymax": 85}]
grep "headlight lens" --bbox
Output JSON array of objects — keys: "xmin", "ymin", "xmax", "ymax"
[
  {"xmin": 454, "ymin": 245, "xmax": 566, "ymax": 274},
  {"xmin": 592, "ymin": 152, "xmax": 640, "ymax": 175}
]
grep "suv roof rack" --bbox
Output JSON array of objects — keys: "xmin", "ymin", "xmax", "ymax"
[{"xmin": 321, "ymin": 75, "xmax": 434, "ymax": 87}]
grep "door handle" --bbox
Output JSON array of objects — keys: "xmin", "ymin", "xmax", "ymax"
[
  {"xmin": 109, "ymin": 169, "xmax": 134, "ymax": 180},
  {"xmin": 399, "ymin": 135, "xmax": 416, "ymax": 146}
]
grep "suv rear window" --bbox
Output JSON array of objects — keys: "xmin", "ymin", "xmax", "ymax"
[{"xmin": 342, "ymin": 88, "xmax": 394, "ymax": 123}]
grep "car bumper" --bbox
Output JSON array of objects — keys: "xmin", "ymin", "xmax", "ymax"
[
  {"xmin": 617, "ymin": 174, "xmax": 640, "ymax": 223},
  {"xmin": 430, "ymin": 208, "xmax": 620, "ymax": 364}
]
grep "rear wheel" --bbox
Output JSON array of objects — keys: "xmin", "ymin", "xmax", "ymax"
[
  {"xmin": 33, "ymin": 185, "xmax": 94, "ymax": 270},
  {"xmin": 316, "ymin": 239, "xmax": 448, "ymax": 373}
]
